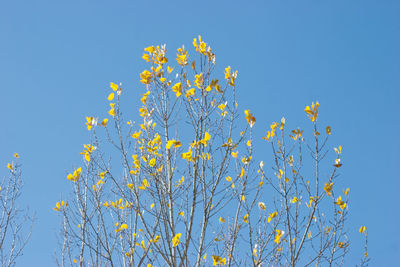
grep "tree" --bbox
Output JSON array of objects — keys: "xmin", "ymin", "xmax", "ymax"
[
  {"xmin": 1, "ymin": 154, "xmax": 34, "ymax": 267},
  {"xmin": 54, "ymin": 36, "xmax": 369, "ymax": 266}
]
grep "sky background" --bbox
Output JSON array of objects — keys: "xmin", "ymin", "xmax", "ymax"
[{"xmin": 1, "ymin": 0, "xmax": 399, "ymax": 266}]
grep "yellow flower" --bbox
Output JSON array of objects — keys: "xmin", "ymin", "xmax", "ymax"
[
  {"xmin": 244, "ymin": 110, "xmax": 256, "ymax": 127},
  {"xmin": 324, "ymin": 182, "xmax": 334, "ymax": 196},
  {"xmin": 172, "ymin": 82, "xmax": 182, "ymax": 98},
  {"xmin": 274, "ymin": 229, "xmax": 284, "ymax": 244},
  {"xmin": 359, "ymin": 226, "xmax": 367, "ymax": 234},
  {"xmin": 14, "ymin": 153, "xmax": 19, "ymax": 158},
  {"xmin": 231, "ymin": 151, "xmax": 238, "ymax": 158},
  {"xmin": 178, "ymin": 211, "xmax": 185, "ymax": 217},
  {"xmin": 304, "ymin": 101, "xmax": 319, "ymax": 122},
  {"xmin": 131, "ymin": 130, "xmax": 141, "ymax": 139},
  {"xmin": 212, "ymin": 255, "xmax": 226, "ymax": 266},
  {"xmin": 258, "ymin": 202, "xmax": 266, "ymax": 210},
  {"xmin": 67, "ymin": 167, "xmax": 82, "ymax": 182},
  {"xmin": 219, "ymin": 217, "xmax": 225, "ymax": 223},
  {"xmin": 243, "ymin": 214, "xmax": 249, "ymax": 223},
  {"xmin": 172, "ymin": 233, "xmax": 181, "ymax": 247}
]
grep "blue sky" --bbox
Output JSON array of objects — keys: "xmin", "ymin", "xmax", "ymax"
[{"xmin": 1, "ymin": 0, "xmax": 399, "ymax": 266}]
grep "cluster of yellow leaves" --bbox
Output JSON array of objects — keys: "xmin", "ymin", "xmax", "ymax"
[
  {"xmin": 85, "ymin": 116, "xmax": 97, "ymax": 131},
  {"xmin": 181, "ymin": 147, "xmax": 193, "ymax": 162},
  {"xmin": 92, "ymin": 175, "xmax": 105, "ymax": 192},
  {"xmin": 224, "ymin": 66, "xmax": 238, "ymax": 86},
  {"xmin": 262, "ymin": 121, "xmax": 280, "ymax": 141},
  {"xmin": 225, "ymin": 176, "xmax": 235, "ymax": 189},
  {"xmin": 183, "ymin": 132, "xmax": 211, "ymax": 157},
  {"xmin": 53, "ymin": 200, "xmax": 68, "ymax": 211},
  {"xmin": 138, "ymin": 179, "xmax": 149, "ymax": 190},
  {"xmin": 103, "ymin": 199, "xmax": 133, "ymax": 210},
  {"xmin": 80, "ymin": 144, "xmax": 96, "ymax": 162},
  {"xmin": 289, "ymin": 128, "xmax": 303, "ymax": 141},
  {"xmin": 108, "ymin": 103, "xmax": 116, "ymax": 117},
  {"xmin": 175, "ymin": 176, "xmax": 185, "ymax": 187},
  {"xmin": 140, "ymin": 70, "xmax": 153, "ymax": 85},
  {"xmin": 274, "ymin": 229, "xmax": 284, "ymax": 244},
  {"xmin": 67, "ymin": 167, "xmax": 82, "ymax": 182},
  {"xmin": 110, "ymin": 82, "xmax": 122, "ymax": 95},
  {"xmin": 244, "ymin": 110, "xmax": 256, "ymax": 127},
  {"xmin": 115, "ymin": 222, "xmax": 128, "ymax": 233},
  {"xmin": 172, "ymin": 233, "xmax": 181, "ymax": 247},
  {"xmin": 304, "ymin": 101, "xmax": 319, "ymax": 122},
  {"xmin": 176, "ymin": 45, "xmax": 188, "ymax": 66},
  {"xmin": 335, "ymin": 196, "xmax": 348, "ymax": 210},
  {"xmin": 142, "ymin": 45, "xmax": 168, "ymax": 65},
  {"xmin": 291, "ymin": 197, "xmax": 299, "ymax": 204},
  {"xmin": 172, "ymin": 82, "xmax": 182, "ymax": 98},
  {"xmin": 130, "ymin": 154, "xmax": 140, "ymax": 176},
  {"xmin": 212, "ymin": 255, "xmax": 226, "ymax": 266},
  {"xmin": 141, "ymin": 91, "xmax": 150, "ymax": 105},
  {"xmin": 324, "ymin": 182, "xmax": 333, "ymax": 196},
  {"xmin": 267, "ymin": 211, "xmax": 278, "ymax": 223},
  {"xmin": 193, "ymin": 35, "xmax": 215, "ymax": 63}
]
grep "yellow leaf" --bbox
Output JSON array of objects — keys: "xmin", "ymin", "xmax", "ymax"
[
  {"xmin": 243, "ymin": 214, "xmax": 249, "ymax": 223},
  {"xmin": 240, "ymin": 168, "xmax": 245, "ymax": 178},
  {"xmin": 172, "ymin": 233, "xmax": 181, "ymax": 247},
  {"xmin": 110, "ymin": 82, "xmax": 119, "ymax": 91},
  {"xmin": 108, "ymin": 92, "xmax": 115, "ymax": 101}
]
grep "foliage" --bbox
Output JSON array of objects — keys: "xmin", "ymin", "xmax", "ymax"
[
  {"xmin": 54, "ymin": 36, "xmax": 369, "ymax": 267},
  {"xmin": 1, "ymin": 154, "xmax": 34, "ymax": 267}
]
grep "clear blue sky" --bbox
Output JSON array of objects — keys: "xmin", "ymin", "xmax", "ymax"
[{"xmin": 1, "ymin": 0, "xmax": 399, "ymax": 266}]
